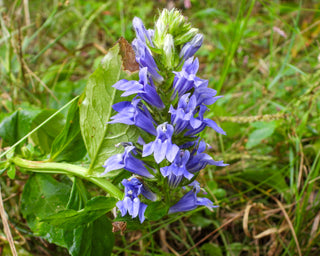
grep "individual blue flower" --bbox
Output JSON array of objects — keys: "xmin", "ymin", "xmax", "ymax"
[
  {"xmin": 179, "ymin": 33, "xmax": 203, "ymax": 60},
  {"xmin": 168, "ymin": 181, "xmax": 217, "ymax": 214},
  {"xmin": 184, "ymin": 105, "xmax": 226, "ymax": 136},
  {"xmin": 113, "ymin": 67, "xmax": 164, "ymax": 109},
  {"xmin": 132, "ymin": 17, "xmax": 154, "ymax": 46},
  {"xmin": 172, "ymin": 57, "xmax": 204, "ymax": 98},
  {"xmin": 143, "ymin": 122, "xmax": 179, "ymax": 163},
  {"xmin": 193, "ymin": 80, "xmax": 223, "ymax": 106},
  {"xmin": 160, "ymin": 150, "xmax": 193, "ymax": 188},
  {"xmin": 102, "ymin": 143, "xmax": 154, "ymax": 178},
  {"xmin": 116, "ymin": 178, "xmax": 151, "ymax": 223},
  {"xmin": 186, "ymin": 140, "xmax": 228, "ymax": 173},
  {"xmin": 132, "ymin": 38, "xmax": 163, "ymax": 83},
  {"xmin": 109, "ymin": 98, "xmax": 157, "ymax": 136},
  {"xmin": 169, "ymin": 93, "xmax": 202, "ymax": 134},
  {"xmin": 123, "ymin": 177, "xmax": 157, "ymax": 201}
]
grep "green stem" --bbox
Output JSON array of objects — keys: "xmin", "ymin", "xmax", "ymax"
[{"xmin": 10, "ymin": 157, "xmax": 123, "ymax": 200}]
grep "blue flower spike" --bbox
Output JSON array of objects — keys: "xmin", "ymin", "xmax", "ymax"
[{"xmin": 104, "ymin": 9, "xmax": 228, "ymax": 222}]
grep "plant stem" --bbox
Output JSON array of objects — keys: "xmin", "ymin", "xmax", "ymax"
[{"xmin": 10, "ymin": 157, "xmax": 123, "ymax": 200}]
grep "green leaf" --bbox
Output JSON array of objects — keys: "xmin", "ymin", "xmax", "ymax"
[
  {"xmin": 145, "ymin": 201, "xmax": 169, "ymax": 221},
  {"xmin": 67, "ymin": 216, "xmax": 114, "ymax": 256},
  {"xmin": 63, "ymin": 179, "xmax": 115, "ymax": 256},
  {"xmin": 21, "ymin": 174, "xmax": 115, "ymax": 256},
  {"xmin": 50, "ymin": 99, "xmax": 86, "ymax": 162},
  {"xmin": 0, "ymin": 109, "xmax": 40, "ymax": 147},
  {"xmin": 7, "ymin": 164, "xmax": 16, "ymax": 179},
  {"xmin": 66, "ymin": 178, "xmax": 90, "ymax": 210},
  {"xmin": 227, "ymin": 242, "xmax": 243, "ymax": 256},
  {"xmin": 201, "ymin": 243, "xmax": 223, "ymax": 256},
  {"xmin": 20, "ymin": 174, "xmax": 72, "ymax": 248},
  {"xmin": 212, "ymin": 188, "xmax": 227, "ymax": 199},
  {"xmin": 31, "ymin": 110, "xmax": 65, "ymax": 154},
  {"xmin": 42, "ymin": 196, "xmax": 117, "ymax": 230},
  {"xmin": 0, "ymin": 111, "xmax": 19, "ymax": 146},
  {"xmin": 190, "ymin": 214, "xmax": 213, "ymax": 228},
  {"xmin": 246, "ymin": 121, "xmax": 277, "ymax": 149},
  {"xmin": 0, "ymin": 161, "xmax": 9, "ymax": 175},
  {"xmin": 79, "ymin": 43, "xmax": 139, "ymax": 174}
]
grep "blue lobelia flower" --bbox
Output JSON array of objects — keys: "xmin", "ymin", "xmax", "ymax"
[
  {"xmin": 108, "ymin": 98, "xmax": 157, "ymax": 136},
  {"xmin": 186, "ymin": 140, "xmax": 228, "ymax": 173},
  {"xmin": 132, "ymin": 38, "xmax": 163, "ymax": 83},
  {"xmin": 179, "ymin": 33, "xmax": 204, "ymax": 60},
  {"xmin": 116, "ymin": 178, "xmax": 154, "ymax": 223},
  {"xmin": 160, "ymin": 150, "xmax": 193, "ymax": 188},
  {"xmin": 184, "ymin": 105, "xmax": 226, "ymax": 136},
  {"xmin": 132, "ymin": 17, "xmax": 154, "ymax": 47},
  {"xmin": 142, "ymin": 122, "xmax": 179, "ymax": 163},
  {"xmin": 113, "ymin": 67, "xmax": 165, "ymax": 109},
  {"xmin": 193, "ymin": 79, "xmax": 223, "ymax": 106},
  {"xmin": 169, "ymin": 93, "xmax": 202, "ymax": 134},
  {"xmin": 168, "ymin": 181, "xmax": 218, "ymax": 214},
  {"xmin": 102, "ymin": 143, "xmax": 154, "ymax": 178},
  {"xmin": 172, "ymin": 57, "xmax": 204, "ymax": 98}
]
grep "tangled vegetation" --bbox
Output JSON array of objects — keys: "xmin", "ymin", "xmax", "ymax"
[{"xmin": 0, "ymin": 0, "xmax": 320, "ymax": 255}]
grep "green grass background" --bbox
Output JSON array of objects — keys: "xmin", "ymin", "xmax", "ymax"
[{"xmin": 0, "ymin": 0, "xmax": 320, "ymax": 255}]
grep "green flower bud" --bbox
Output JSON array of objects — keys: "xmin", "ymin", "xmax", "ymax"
[
  {"xmin": 153, "ymin": 8, "xmax": 198, "ymax": 49},
  {"xmin": 163, "ymin": 34, "xmax": 175, "ymax": 68},
  {"xmin": 175, "ymin": 28, "xmax": 198, "ymax": 46}
]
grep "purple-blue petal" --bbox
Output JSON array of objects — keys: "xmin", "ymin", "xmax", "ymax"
[{"xmin": 138, "ymin": 203, "xmax": 148, "ymax": 223}]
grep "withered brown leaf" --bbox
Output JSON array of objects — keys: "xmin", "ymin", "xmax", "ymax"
[
  {"xmin": 112, "ymin": 221, "xmax": 127, "ymax": 235},
  {"xmin": 118, "ymin": 37, "xmax": 139, "ymax": 74}
]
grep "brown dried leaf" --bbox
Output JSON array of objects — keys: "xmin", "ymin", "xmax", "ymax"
[
  {"xmin": 254, "ymin": 227, "xmax": 287, "ymax": 240},
  {"xmin": 118, "ymin": 37, "xmax": 139, "ymax": 74},
  {"xmin": 112, "ymin": 221, "xmax": 127, "ymax": 235},
  {"xmin": 243, "ymin": 203, "xmax": 254, "ymax": 237}
]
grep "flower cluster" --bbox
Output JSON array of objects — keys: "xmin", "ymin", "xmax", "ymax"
[{"xmin": 103, "ymin": 9, "xmax": 227, "ymax": 223}]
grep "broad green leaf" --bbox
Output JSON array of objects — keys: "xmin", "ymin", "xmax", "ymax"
[
  {"xmin": 42, "ymin": 196, "xmax": 117, "ymax": 229},
  {"xmin": 0, "ymin": 109, "xmax": 40, "ymax": 147},
  {"xmin": 246, "ymin": 121, "xmax": 277, "ymax": 149},
  {"xmin": 63, "ymin": 179, "xmax": 114, "ymax": 256},
  {"xmin": 31, "ymin": 110, "xmax": 65, "ymax": 154},
  {"xmin": 79, "ymin": 43, "xmax": 139, "ymax": 174},
  {"xmin": 20, "ymin": 174, "xmax": 72, "ymax": 248},
  {"xmin": 67, "ymin": 216, "xmax": 114, "ymax": 256},
  {"xmin": 50, "ymin": 99, "xmax": 86, "ymax": 162},
  {"xmin": 21, "ymin": 174, "xmax": 115, "ymax": 256},
  {"xmin": 0, "ymin": 111, "xmax": 19, "ymax": 146}
]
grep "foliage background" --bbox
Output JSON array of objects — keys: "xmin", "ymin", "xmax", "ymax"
[{"xmin": 0, "ymin": 0, "xmax": 320, "ymax": 255}]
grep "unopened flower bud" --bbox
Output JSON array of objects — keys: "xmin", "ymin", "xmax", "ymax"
[
  {"xmin": 154, "ymin": 9, "xmax": 199, "ymax": 49},
  {"xmin": 163, "ymin": 34, "xmax": 175, "ymax": 68},
  {"xmin": 180, "ymin": 34, "xmax": 203, "ymax": 60},
  {"xmin": 175, "ymin": 28, "xmax": 198, "ymax": 46}
]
